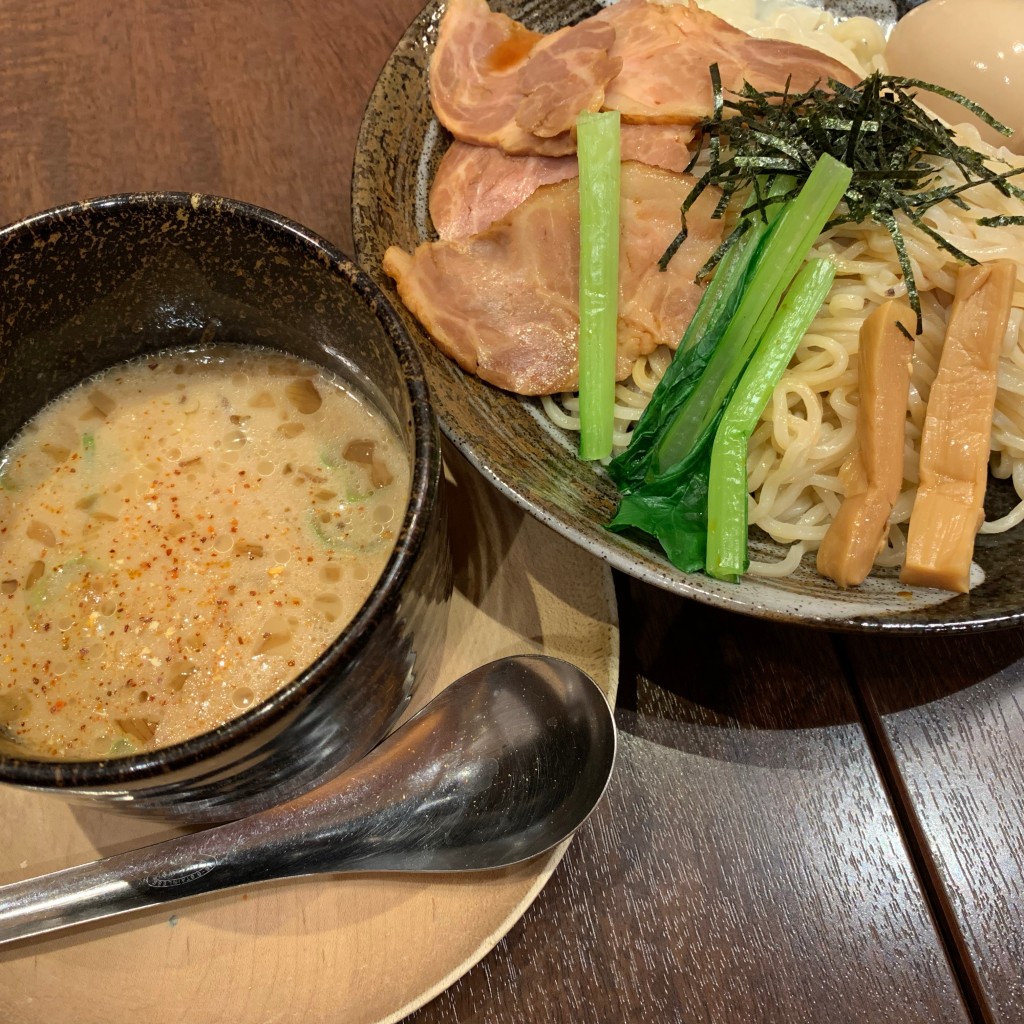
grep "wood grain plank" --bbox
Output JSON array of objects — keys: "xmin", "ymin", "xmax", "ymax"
[
  {"xmin": 406, "ymin": 581, "xmax": 972, "ymax": 1024},
  {"xmin": 0, "ymin": 0, "xmax": 419, "ymax": 251},
  {"xmin": 841, "ymin": 628, "xmax": 1024, "ymax": 1024}
]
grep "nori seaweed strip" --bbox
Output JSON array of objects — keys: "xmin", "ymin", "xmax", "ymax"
[
  {"xmin": 694, "ymin": 212, "xmax": 754, "ymax": 283},
  {"xmin": 893, "ymin": 191, "xmax": 980, "ymax": 266},
  {"xmin": 978, "ymin": 215, "xmax": 1024, "ymax": 227},
  {"xmin": 658, "ymin": 69, "xmax": 1024, "ymax": 328},
  {"xmin": 877, "ymin": 208, "xmax": 923, "ymax": 333},
  {"xmin": 894, "ymin": 77, "xmax": 1013, "ymax": 135}
]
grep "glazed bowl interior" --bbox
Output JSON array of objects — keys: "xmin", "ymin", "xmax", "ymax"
[{"xmin": 0, "ymin": 192, "xmax": 448, "ymax": 821}]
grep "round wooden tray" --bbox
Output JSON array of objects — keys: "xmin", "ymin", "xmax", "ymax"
[{"xmin": 0, "ymin": 446, "xmax": 619, "ymax": 1024}]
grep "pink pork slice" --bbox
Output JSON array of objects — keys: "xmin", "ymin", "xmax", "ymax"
[
  {"xmin": 429, "ymin": 0, "xmax": 621, "ymax": 157},
  {"xmin": 594, "ymin": 0, "xmax": 861, "ymax": 123},
  {"xmin": 429, "ymin": 0, "xmax": 861, "ymax": 156},
  {"xmin": 429, "ymin": 124, "xmax": 694, "ymax": 239},
  {"xmin": 383, "ymin": 162, "xmax": 724, "ymax": 395}
]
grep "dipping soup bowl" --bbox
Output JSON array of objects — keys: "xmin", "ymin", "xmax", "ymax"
[{"xmin": 0, "ymin": 193, "xmax": 451, "ymax": 824}]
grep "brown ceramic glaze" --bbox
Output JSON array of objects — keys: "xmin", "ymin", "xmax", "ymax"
[
  {"xmin": 351, "ymin": 0, "xmax": 1024, "ymax": 633},
  {"xmin": 0, "ymin": 192, "xmax": 452, "ymax": 823}
]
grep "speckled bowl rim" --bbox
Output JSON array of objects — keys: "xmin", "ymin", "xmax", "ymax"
[{"xmin": 0, "ymin": 191, "xmax": 442, "ymax": 787}]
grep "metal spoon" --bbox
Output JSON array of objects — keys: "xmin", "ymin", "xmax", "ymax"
[{"xmin": 0, "ymin": 654, "xmax": 616, "ymax": 946}]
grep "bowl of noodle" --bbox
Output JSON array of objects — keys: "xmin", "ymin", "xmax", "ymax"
[{"xmin": 352, "ymin": 0, "xmax": 1024, "ymax": 631}]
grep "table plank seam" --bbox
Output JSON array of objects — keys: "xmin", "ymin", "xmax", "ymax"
[{"xmin": 832, "ymin": 634, "xmax": 994, "ymax": 1024}]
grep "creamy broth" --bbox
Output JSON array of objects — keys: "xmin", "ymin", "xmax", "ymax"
[{"xmin": 0, "ymin": 347, "xmax": 410, "ymax": 759}]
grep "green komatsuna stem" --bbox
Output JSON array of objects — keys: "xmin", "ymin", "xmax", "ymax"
[
  {"xmin": 704, "ymin": 257, "xmax": 837, "ymax": 582},
  {"xmin": 607, "ymin": 217, "xmax": 767, "ymax": 492},
  {"xmin": 576, "ymin": 110, "xmax": 621, "ymax": 461},
  {"xmin": 609, "ymin": 175, "xmax": 794, "ymax": 492},
  {"xmin": 653, "ymin": 153, "xmax": 852, "ymax": 477}
]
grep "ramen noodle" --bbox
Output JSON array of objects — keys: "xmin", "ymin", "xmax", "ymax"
[
  {"xmin": 540, "ymin": 1, "xmax": 1024, "ymax": 579},
  {"xmin": 0, "ymin": 347, "xmax": 410, "ymax": 759}
]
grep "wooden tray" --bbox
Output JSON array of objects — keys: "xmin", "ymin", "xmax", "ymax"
[{"xmin": 0, "ymin": 446, "xmax": 619, "ymax": 1024}]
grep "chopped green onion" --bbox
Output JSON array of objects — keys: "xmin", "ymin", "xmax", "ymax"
[
  {"xmin": 306, "ymin": 508, "xmax": 384, "ymax": 554},
  {"xmin": 705, "ymin": 257, "xmax": 837, "ymax": 581},
  {"xmin": 576, "ymin": 110, "xmax": 621, "ymax": 461}
]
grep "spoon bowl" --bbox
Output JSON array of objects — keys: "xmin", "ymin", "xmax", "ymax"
[{"xmin": 0, "ymin": 654, "xmax": 616, "ymax": 946}]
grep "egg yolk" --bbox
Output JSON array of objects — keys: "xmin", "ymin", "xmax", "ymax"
[{"xmin": 886, "ymin": 0, "xmax": 1024, "ymax": 154}]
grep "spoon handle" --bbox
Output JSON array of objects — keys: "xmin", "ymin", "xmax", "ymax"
[
  {"xmin": 0, "ymin": 759, "xmax": 403, "ymax": 945},
  {"xmin": 0, "ymin": 817, "xmax": 286, "ymax": 944}
]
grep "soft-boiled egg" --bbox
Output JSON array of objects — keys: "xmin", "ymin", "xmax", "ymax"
[{"xmin": 885, "ymin": 0, "xmax": 1024, "ymax": 153}]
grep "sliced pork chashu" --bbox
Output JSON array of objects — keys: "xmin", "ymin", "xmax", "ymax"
[
  {"xmin": 430, "ymin": 0, "xmax": 621, "ymax": 157},
  {"xmin": 430, "ymin": 125, "xmax": 694, "ymax": 239},
  {"xmin": 429, "ymin": 0, "xmax": 860, "ymax": 155},
  {"xmin": 595, "ymin": 0, "xmax": 860, "ymax": 123},
  {"xmin": 383, "ymin": 162, "xmax": 723, "ymax": 395}
]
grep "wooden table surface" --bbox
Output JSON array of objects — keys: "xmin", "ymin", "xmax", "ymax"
[{"xmin": 2, "ymin": 2, "xmax": 1023, "ymax": 1021}]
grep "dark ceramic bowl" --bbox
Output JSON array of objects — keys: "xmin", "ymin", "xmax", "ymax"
[{"xmin": 0, "ymin": 193, "xmax": 451, "ymax": 823}]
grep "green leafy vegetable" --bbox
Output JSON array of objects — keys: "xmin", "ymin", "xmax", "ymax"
[
  {"xmin": 705, "ymin": 257, "xmax": 836, "ymax": 581},
  {"xmin": 610, "ymin": 155, "xmax": 850, "ymax": 488},
  {"xmin": 608, "ymin": 157, "xmax": 852, "ymax": 575},
  {"xmin": 652, "ymin": 155, "xmax": 850, "ymax": 475},
  {"xmin": 608, "ymin": 452, "xmax": 712, "ymax": 572},
  {"xmin": 607, "ymin": 215, "xmax": 768, "ymax": 493},
  {"xmin": 576, "ymin": 110, "xmax": 622, "ymax": 461}
]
